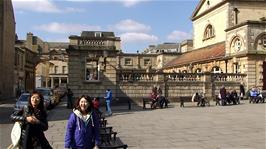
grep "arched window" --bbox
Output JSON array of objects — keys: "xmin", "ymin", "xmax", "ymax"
[
  {"xmin": 254, "ymin": 33, "xmax": 266, "ymax": 50},
  {"xmin": 182, "ymin": 70, "xmax": 188, "ymax": 73},
  {"xmin": 261, "ymin": 34, "xmax": 266, "ymax": 47},
  {"xmin": 212, "ymin": 66, "xmax": 222, "ymax": 73},
  {"xmin": 195, "ymin": 68, "xmax": 202, "ymax": 73},
  {"xmin": 203, "ymin": 24, "xmax": 215, "ymax": 40}
]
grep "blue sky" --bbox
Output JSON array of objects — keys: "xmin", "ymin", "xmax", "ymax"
[{"xmin": 12, "ymin": 0, "xmax": 198, "ymax": 53}]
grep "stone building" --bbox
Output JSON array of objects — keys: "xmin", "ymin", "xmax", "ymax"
[
  {"xmin": 67, "ymin": 31, "xmax": 178, "ymax": 99},
  {"xmin": 0, "ymin": 0, "xmax": 15, "ymax": 99},
  {"xmin": 67, "ymin": 0, "xmax": 265, "ymax": 101},
  {"xmin": 37, "ymin": 42, "xmax": 69, "ymax": 88},
  {"xmin": 143, "ymin": 42, "xmax": 180, "ymax": 54},
  {"xmin": 163, "ymin": 0, "xmax": 266, "ymax": 90},
  {"xmin": 10, "ymin": 0, "xmax": 264, "ymax": 101},
  {"xmin": 15, "ymin": 35, "xmax": 40, "ymax": 94},
  {"xmin": 15, "ymin": 32, "xmax": 69, "ymax": 90}
]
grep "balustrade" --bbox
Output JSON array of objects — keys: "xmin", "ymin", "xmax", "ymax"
[
  {"xmin": 211, "ymin": 73, "xmax": 245, "ymax": 82},
  {"xmin": 119, "ymin": 73, "xmax": 155, "ymax": 82},
  {"xmin": 118, "ymin": 72, "xmax": 245, "ymax": 83}
]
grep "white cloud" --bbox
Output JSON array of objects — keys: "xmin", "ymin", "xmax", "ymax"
[
  {"xmin": 120, "ymin": 0, "xmax": 143, "ymax": 7},
  {"xmin": 12, "ymin": 0, "xmax": 84, "ymax": 13},
  {"xmin": 167, "ymin": 30, "xmax": 192, "ymax": 42},
  {"xmin": 65, "ymin": 0, "xmax": 145, "ymax": 7},
  {"xmin": 12, "ymin": 0, "xmax": 60, "ymax": 13},
  {"xmin": 34, "ymin": 22, "xmax": 101, "ymax": 34},
  {"xmin": 112, "ymin": 19, "xmax": 151, "ymax": 33},
  {"xmin": 119, "ymin": 32, "xmax": 158, "ymax": 43}
]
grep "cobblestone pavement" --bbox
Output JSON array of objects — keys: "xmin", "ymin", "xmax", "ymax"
[{"xmin": 46, "ymin": 100, "xmax": 266, "ymax": 149}]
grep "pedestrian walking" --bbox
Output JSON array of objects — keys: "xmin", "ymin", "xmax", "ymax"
[
  {"xmin": 240, "ymin": 83, "xmax": 245, "ymax": 100},
  {"xmin": 220, "ymin": 85, "xmax": 227, "ymax": 105},
  {"xmin": 10, "ymin": 91, "xmax": 52, "ymax": 149},
  {"xmin": 65, "ymin": 95, "xmax": 100, "ymax": 149},
  {"xmin": 67, "ymin": 88, "xmax": 73, "ymax": 109},
  {"xmin": 104, "ymin": 89, "xmax": 112, "ymax": 116}
]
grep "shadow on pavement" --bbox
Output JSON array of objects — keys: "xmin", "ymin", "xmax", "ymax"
[{"xmin": 0, "ymin": 107, "xmax": 14, "ymax": 124}]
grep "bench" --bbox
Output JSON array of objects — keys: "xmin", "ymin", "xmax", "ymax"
[
  {"xmin": 179, "ymin": 96, "xmax": 192, "ymax": 107},
  {"xmin": 100, "ymin": 126, "xmax": 117, "ymax": 143},
  {"xmin": 99, "ymin": 137, "xmax": 128, "ymax": 149},
  {"xmin": 142, "ymin": 97, "xmax": 152, "ymax": 109},
  {"xmin": 99, "ymin": 127, "xmax": 127, "ymax": 149},
  {"xmin": 143, "ymin": 97, "xmax": 169, "ymax": 109},
  {"xmin": 100, "ymin": 119, "xmax": 107, "ymax": 128}
]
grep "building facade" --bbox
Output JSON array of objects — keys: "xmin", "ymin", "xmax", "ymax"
[
  {"xmin": 11, "ymin": 0, "xmax": 265, "ymax": 101},
  {"xmin": 163, "ymin": 0, "xmax": 266, "ymax": 90},
  {"xmin": 67, "ymin": 31, "xmax": 180, "ymax": 99},
  {"xmin": 15, "ymin": 35, "xmax": 40, "ymax": 94},
  {"xmin": 0, "ymin": 0, "xmax": 15, "ymax": 99},
  {"xmin": 37, "ymin": 42, "xmax": 69, "ymax": 88}
]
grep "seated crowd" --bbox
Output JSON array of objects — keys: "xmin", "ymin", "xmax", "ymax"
[
  {"xmin": 191, "ymin": 92, "xmax": 209, "ymax": 107},
  {"xmin": 248, "ymin": 86, "xmax": 265, "ymax": 103},
  {"xmin": 150, "ymin": 87, "xmax": 168, "ymax": 109}
]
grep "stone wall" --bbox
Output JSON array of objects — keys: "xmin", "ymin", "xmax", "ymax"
[
  {"xmin": 115, "ymin": 73, "xmax": 244, "ymax": 104},
  {"xmin": 0, "ymin": 0, "xmax": 15, "ymax": 99}
]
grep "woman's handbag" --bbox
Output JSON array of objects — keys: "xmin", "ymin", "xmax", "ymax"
[{"xmin": 11, "ymin": 122, "xmax": 22, "ymax": 147}]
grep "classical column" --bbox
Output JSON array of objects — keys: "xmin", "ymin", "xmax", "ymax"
[
  {"xmin": 59, "ymin": 77, "xmax": 62, "ymax": 85},
  {"xmin": 51, "ymin": 77, "xmax": 54, "ymax": 88},
  {"xmin": 45, "ymin": 78, "xmax": 48, "ymax": 88}
]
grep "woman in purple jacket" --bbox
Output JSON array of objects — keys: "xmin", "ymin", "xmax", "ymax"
[{"xmin": 65, "ymin": 95, "xmax": 100, "ymax": 149}]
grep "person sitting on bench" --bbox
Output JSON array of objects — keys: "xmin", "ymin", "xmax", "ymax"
[
  {"xmin": 157, "ymin": 87, "xmax": 168, "ymax": 108},
  {"xmin": 150, "ymin": 87, "xmax": 159, "ymax": 109}
]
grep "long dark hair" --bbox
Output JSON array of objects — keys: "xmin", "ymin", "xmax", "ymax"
[
  {"xmin": 28, "ymin": 91, "xmax": 45, "ymax": 111},
  {"xmin": 27, "ymin": 91, "xmax": 47, "ymax": 118},
  {"xmin": 74, "ymin": 95, "xmax": 93, "ymax": 114}
]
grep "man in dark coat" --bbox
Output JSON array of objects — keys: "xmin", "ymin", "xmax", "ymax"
[{"xmin": 220, "ymin": 85, "xmax": 227, "ymax": 106}]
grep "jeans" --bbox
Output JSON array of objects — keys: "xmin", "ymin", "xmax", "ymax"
[{"xmin": 106, "ymin": 100, "xmax": 112, "ymax": 115}]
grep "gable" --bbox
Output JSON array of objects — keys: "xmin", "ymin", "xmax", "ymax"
[{"xmin": 191, "ymin": 0, "xmax": 225, "ymax": 21}]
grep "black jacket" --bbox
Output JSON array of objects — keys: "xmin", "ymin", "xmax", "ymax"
[{"xmin": 10, "ymin": 106, "xmax": 52, "ymax": 149}]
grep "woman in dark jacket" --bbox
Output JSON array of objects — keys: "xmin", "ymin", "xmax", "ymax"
[
  {"xmin": 65, "ymin": 95, "xmax": 100, "ymax": 149},
  {"xmin": 10, "ymin": 91, "xmax": 52, "ymax": 149}
]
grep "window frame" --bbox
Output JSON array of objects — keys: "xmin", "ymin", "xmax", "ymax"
[
  {"xmin": 62, "ymin": 66, "xmax": 67, "ymax": 74},
  {"xmin": 85, "ymin": 58, "xmax": 100, "ymax": 82},
  {"xmin": 124, "ymin": 58, "xmax": 132, "ymax": 66},
  {"xmin": 263, "ymin": 35, "xmax": 266, "ymax": 47},
  {"xmin": 143, "ymin": 58, "xmax": 151, "ymax": 66},
  {"xmin": 203, "ymin": 24, "xmax": 215, "ymax": 41},
  {"xmin": 212, "ymin": 66, "xmax": 222, "ymax": 73},
  {"xmin": 54, "ymin": 66, "xmax": 58, "ymax": 74}
]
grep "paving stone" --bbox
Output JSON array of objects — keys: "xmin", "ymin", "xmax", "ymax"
[{"xmin": 45, "ymin": 100, "xmax": 265, "ymax": 148}]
